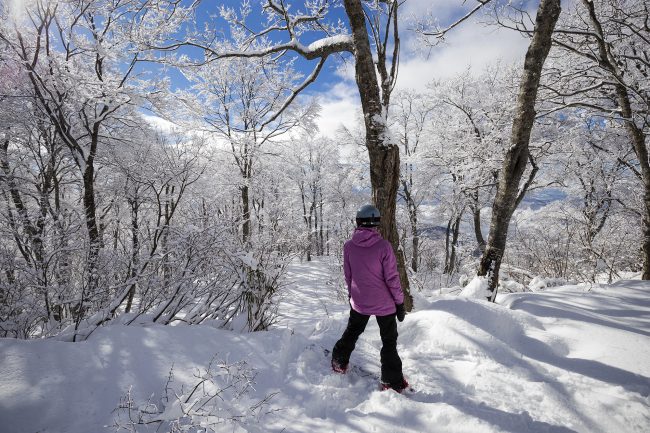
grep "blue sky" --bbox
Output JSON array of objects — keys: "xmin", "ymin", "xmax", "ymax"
[
  {"xmin": 173, "ymin": 0, "xmax": 355, "ymax": 94},
  {"xmin": 180, "ymin": 1, "xmax": 523, "ymax": 86},
  {"xmin": 149, "ymin": 0, "xmax": 532, "ymax": 135}
]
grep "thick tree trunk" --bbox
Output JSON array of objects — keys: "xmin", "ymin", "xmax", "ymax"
[
  {"xmin": 639, "ymin": 173, "xmax": 650, "ymax": 279},
  {"xmin": 478, "ymin": 0, "xmax": 561, "ymax": 301},
  {"xmin": 472, "ymin": 192, "xmax": 486, "ymax": 254},
  {"xmin": 241, "ymin": 183, "xmax": 251, "ymax": 245},
  {"xmin": 619, "ymin": 100, "xmax": 650, "ymax": 279},
  {"xmin": 74, "ymin": 160, "xmax": 101, "ymax": 341},
  {"xmin": 81, "ymin": 127, "xmax": 103, "ymax": 299},
  {"xmin": 344, "ymin": 0, "xmax": 412, "ymax": 311},
  {"xmin": 50, "ymin": 150, "xmax": 69, "ymax": 295},
  {"xmin": 410, "ymin": 208, "xmax": 419, "ymax": 273},
  {"xmin": 82, "ymin": 163, "xmax": 100, "ymax": 277}
]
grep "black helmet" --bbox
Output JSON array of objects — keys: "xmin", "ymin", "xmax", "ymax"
[{"xmin": 356, "ymin": 204, "xmax": 381, "ymax": 227}]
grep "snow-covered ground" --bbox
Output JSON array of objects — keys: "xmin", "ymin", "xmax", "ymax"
[{"xmin": 1, "ymin": 258, "xmax": 649, "ymax": 433}]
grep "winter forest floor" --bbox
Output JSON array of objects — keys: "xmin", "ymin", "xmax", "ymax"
[{"xmin": 1, "ymin": 258, "xmax": 649, "ymax": 433}]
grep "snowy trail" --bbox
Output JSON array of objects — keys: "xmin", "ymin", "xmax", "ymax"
[
  {"xmin": 0, "ymin": 259, "xmax": 648, "ymax": 433},
  {"xmin": 272, "ymin": 259, "xmax": 650, "ymax": 433},
  {"xmin": 275, "ymin": 258, "xmax": 349, "ymax": 331}
]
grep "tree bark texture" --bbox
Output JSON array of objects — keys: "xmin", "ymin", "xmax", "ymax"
[
  {"xmin": 478, "ymin": 0, "xmax": 562, "ymax": 301},
  {"xmin": 444, "ymin": 212, "xmax": 463, "ymax": 275},
  {"xmin": 619, "ymin": 95, "xmax": 650, "ymax": 279},
  {"xmin": 472, "ymin": 192, "xmax": 486, "ymax": 253},
  {"xmin": 241, "ymin": 183, "xmax": 251, "ymax": 245},
  {"xmin": 82, "ymin": 161, "xmax": 101, "ymax": 289},
  {"xmin": 343, "ymin": 0, "xmax": 413, "ymax": 310}
]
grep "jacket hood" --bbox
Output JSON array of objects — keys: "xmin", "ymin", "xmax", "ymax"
[{"xmin": 351, "ymin": 227, "xmax": 382, "ymax": 247}]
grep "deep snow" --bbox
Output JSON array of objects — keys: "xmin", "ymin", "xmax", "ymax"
[{"xmin": 1, "ymin": 258, "xmax": 649, "ymax": 433}]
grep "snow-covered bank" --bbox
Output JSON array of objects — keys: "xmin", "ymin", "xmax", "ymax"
[{"xmin": 1, "ymin": 260, "xmax": 649, "ymax": 432}]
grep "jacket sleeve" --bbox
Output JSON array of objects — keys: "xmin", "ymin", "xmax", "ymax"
[
  {"xmin": 343, "ymin": 243, "xmax": 352, "ymax": 296},
  {"xmin": 382, "ymin": 242, "xmax": 404, "ymax": 304}
]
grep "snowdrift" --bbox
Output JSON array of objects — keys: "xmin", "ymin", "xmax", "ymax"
[{"xmin": 0, "ymin": 273, "xmax": 648, "ymax": 433}]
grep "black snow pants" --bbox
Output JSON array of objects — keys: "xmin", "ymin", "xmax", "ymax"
[{"xmin": 331, "ymin": 308, "xmax": 404, "ymax": 386}]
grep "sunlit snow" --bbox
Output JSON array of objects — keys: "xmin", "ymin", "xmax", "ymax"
[{"xmin": 1, "ymin": 259, "xmax": 648, "ymax": 433}]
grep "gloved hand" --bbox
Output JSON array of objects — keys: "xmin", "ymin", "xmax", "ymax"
[{"xmin": 395, "ymin": 303, "xmax": 406, "ymax": 322}]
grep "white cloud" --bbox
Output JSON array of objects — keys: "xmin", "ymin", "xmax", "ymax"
[
  {"xmin": 397, "ymin": 20, "xmax": 530, "ymax": 91},
  {"xmin": 141, "ymin": 113, "xmax": 178, "ymax": 133},
  {"xmin": 313, "ymin": 82, "xmax": 361, "ymax": 138},
  {"xmin": 333, "ymin": 60, "xmax": 355, "ymax": 82},
  {"xmin": 313, "ymin": 7, "xmax": 531, "ymax": 136}
]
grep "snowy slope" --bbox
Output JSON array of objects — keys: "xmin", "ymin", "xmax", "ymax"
[{"xmin": 1, "ymin": 258, "xmax": 649, "ymax": 433}]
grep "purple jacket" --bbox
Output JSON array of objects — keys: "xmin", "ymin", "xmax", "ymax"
[{"xmin": 344, "ymin": 228, "xmax": 404, "ymax": 316}]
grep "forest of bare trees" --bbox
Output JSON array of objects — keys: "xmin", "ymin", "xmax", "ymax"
[{"xmin": 0, "ymin": 0, "xmax": 647, "ymax": 339}]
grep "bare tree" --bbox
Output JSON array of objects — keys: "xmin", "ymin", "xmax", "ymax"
[
  {"xmin": 177, "ymin": 40, "xmax": 317, "ymax": 246},
  {"xmin": 0, "ymin": 0, "xmax": 146, "ymax": 295},
  {"xmin": 391, "ymin": 91, "xmax": 436, "ymax": 273},
  {"xmin": 477, "ymin": 0, "xmax": 562, "ymax": 301},
  {"xmin": 538, "ymin": 0, "xmax": 650, "ymax": 279},
  {"xmin": 149, "ymin": 0, "xmax": 413, "ymax": 309}
]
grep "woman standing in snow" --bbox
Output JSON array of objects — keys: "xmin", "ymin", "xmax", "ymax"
[{"xmin": 331, "ymin": 204, "xmax": 408, "ymax": 392}]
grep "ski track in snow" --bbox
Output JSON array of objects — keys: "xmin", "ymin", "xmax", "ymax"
[{"xmin": 0, "ymin": 258, "xmax": 649, "ymax": 433}]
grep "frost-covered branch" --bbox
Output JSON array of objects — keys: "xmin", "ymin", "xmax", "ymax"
[
  {"xmin": 414, "ymin": 0, "xmax": 493, "ymax": 45},
  {"xmin": 113, "ymin": 356, "xmax": 277, "ymax": 433}
]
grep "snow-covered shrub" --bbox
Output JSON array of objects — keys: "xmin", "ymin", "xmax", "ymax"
[
  {"xmin": 113, "ymin": 356, "xmax": 275, "ymax": 433},
  {"xmin": 459, "ymin": 275, "xmax": 490, "ymax": 299},
  {"xmin": 508, "ymin": 200, "xmax": 640, "ymax": 284},
  {"xmin": 221, "ymin": 246, "xmax": 289, "ymax": 332},
  {"xmin": 528, "ymin": 276, "xmax": 572, "ymax": 291},
  {"xmin": 0, "ymin": 280, "xmax": 42, "ymax": 339}
]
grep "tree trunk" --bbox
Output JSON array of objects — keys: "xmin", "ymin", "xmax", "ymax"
[
  {"xmin": 319, "ymin": 194, "xmax": 324, "ymax": 256},
  {"xmin": 641, "ymin": 180, "xmax": 650, "ymax": 279},
  {"xmin": 444, "ymin": 211, "xmax": 463, "ymax": 275},
  {"xmin": 241, "ymin": 183, "xmax": 251, "ymax": 245},
  {"xmin": 478, "ymin": 0, "xmax": 561, "ymax": 301},
  {"xmin": 326, "ymin": 223, "xmax": 330, "ymax": 256},
  {"xmin": 306, "ymin": 214, "xmax": 313, "ymax": 262},
  {"xmin": 125, "ymin": 197, "xmax": 140, "ymax": 314},
  {"xmin": 611, "ymin": 83, "xmax": 650, "ymax": 280},
  {"xmin": 410, "ymin": 208, "xmax": 419, "ymax": 273},
  {"xmin": 402, "ymin": 177, "xmax": 419, "ymax": 273},
  {"xmin": 343, "ymin": 0, "xmax": 412, "ymax": 311},
  {"xmin": 82, "ymin": 139, "xmax": 101, "ymax": 293},
  {"xmin": 312, "ymin": 188, "xmax": 318, "ymax": 259},
  {"xmin": 621, "ymin": 103, "xmax": 650, "ymax": 279},
  {"xmin": 472, "ymin": 191, "xmax": 486, "ymax": 254},
  {"xmin": 159, "ymin": 184, "xmax": 174, "ymax": 291}
]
